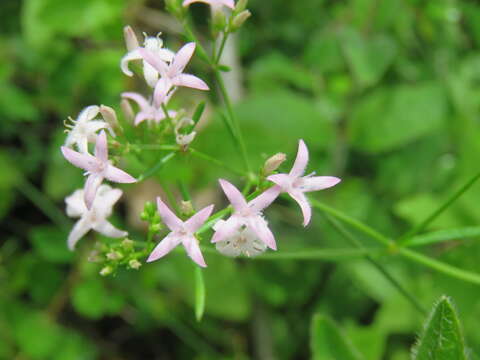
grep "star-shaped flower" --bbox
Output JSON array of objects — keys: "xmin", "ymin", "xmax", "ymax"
[
  {"xmin": 267, "ymin": 139, "xmax": 341, "ymax": 226},
  {"xmin": 147, "ymin": 197, "xmax": 214, "ymax": 267},
  {"xmin": 139, "ymin": 42, "xmax": 209, "ymax": 106},
  {"xmin": 212, "ymin": 179, "xmax": 280, "ymax": 250},
  {"xmin": 213, "ymin": 219, "xmax": 267, "ymax": 257},
  {"xmin": 121, "ymin": 26, "xmax": 175, "ymax": 88},
  {"xmin": 61, "ymin": 130, "xmax": 136, "ymax": 209},
  {"xmin": 65, "ymin": 185, "xmax": 127, "ymax": 250},
  {"xmin": 183, "ymin": 0, "xmax": 235, "ymax": 10},
  {"xmin": 64, "ymin": 105, "xmax": 113, "ymax": 154},
  {"xmin": 121, "ymin": 92, "xmax": 176, "ymax": 126}
]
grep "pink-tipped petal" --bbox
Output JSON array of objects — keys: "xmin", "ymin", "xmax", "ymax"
[
  {"xmin": 84, "ymin": 174, "xmax": 104, "ymax": 209},
  {"xmin": 290, "ymin": 139, "xmax": 309, "ymax": 178},
  {"xmin": 138, "ymin": 48, "xmax": 169, "ymax": 74},
  {"xmin": 185, "ymin": 204, "xmax": 214, "ymax": 233},
  {"xmin": 218, "ymin": 179, "xmax": 248, "ymax": 211},
  {"xmin": 61, "ymin": 146, "xmax": 98, "ymax": 172},
  {"xmin": 302, "ymin": 176, "xmax": 341, "ymax": 192},
  {"xmin": 249, "ymin": 216, "xmax": 277, "ymax": 250},
  {"xmin": 147, "ymin": 234, "xmax": 182, "ymax": 262},
  {"xmin": 249, "ymin": 186, "xmax": 281, "ymax": 212},
  {"xmin": 104, "ymin": 164, "xmax": 136, "ymax": 183},
  {"xmin": 122, "ymin": 92, "xmax": 150, "ymax": 111},
  {"xmin": 172, "ymin": 74, "xmax": 209, "ymax": 90},
  {"xmin": 68, "ymin": 218, "xmax": 91, "ymax": 250},
  {"xmin": 170, "ymin": 42, "xmax": 196, "ymax": 75},
  {"xmin": 289, "ymin": 190, "xmax": 311, "ymax": 227},
  {"xmin": 183, "ymin": 237, "xmax": 207, "ymax": 267},
  {"xmin": 157, "ymin": 197, "xmax": 183, "ymax": 231},
  {"xmin": 94, "ymin": 220, "xmax": 127, "ymax": 238},
  {"xmin": 95, "ymin": 131, "xmax": 108, "ymax": 162},
  {"xmin": 211, "ymin": 216, "xmax": 241, "ymax": 243},
  {"xmin": 266, "ymin": 173, "xmax": 291, "ymax": 190}
]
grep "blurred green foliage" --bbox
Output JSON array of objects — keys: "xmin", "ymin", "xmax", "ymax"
[{"xmin": 3, "ymin": 0, "xmax": 480, "ymax": 358}]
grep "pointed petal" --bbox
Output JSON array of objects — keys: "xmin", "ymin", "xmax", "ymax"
[
  {"xmin": 290, "ymin": 139, "xmax": 309, "ymax": 178},
  {"xmin": 94, "ymin": 130, "xmax": 108, "ymax": 162},
  {"xmin": 123, "ymin": 25, "xmax": 140, "ymax": 51},
  {"xmin": 134, "ymin": 112, "xmax": 151, "ymax": 126},
  {"xmin": 170, "ymin": 42, "xmax": 196, "ymax": 75},
  {"xmin": 96, "ymin": 185, "xmax": 123, "ymax": 213},
  {"xmin": 77, "ymin": 105, "xmax": 100, "ymax": 123},
  {"xmin": 183, "ymin": 236, "xmax": 207, "ymax": 267},
  {"xmin": 143, "ymin": 61, "xmax": 160, "ymax": 87},
  {"xmin": 266, "ymin": 173, "xmax": 291, "ymax": 190},
  {"xmin": 248, "ymin": 186, "xmax": 281, "ymax": 212},
  {"xmin": 77, "ymin": 137, "xmax": 90, "ymax": 155},
  {"xmin": 61, "ymin": 146, "xmax": 98, "ymax": 172},
  {"xmin": 157, "ymin": 197, "xmax": 183, "ymax": 231},
  {"xmin": 84, "ymin": 120, "xmax": 109, "ymax": 138},
  {"xmin": 120, "ymin": 49, "xmax": 142, "ymax": 76},
  {"xmin": 172, "ymin": 74, "xmax": 209, "ymax": 90},
  {"xmin": 65, "ymin": 189, "xmax": 87, "ymax": 218},
  {"xmin": 138, "ymin": 48, "xmax": 169, "ymax": 74},
  {"xmin": 156, "ymin": 48, "xmax": 175, "ymax": 62},
  {"xmin": 219, "ymin": 179, "xmax": 248, "ymax": 211},
  {"xmin": 68, "ymin": 218, "xmax": 91, "ymax": 250},
  {"xmin": 301, "ymin": 176, "xmax": 341, "ymax": 192},
  {"xmin": 84, "ymin": 174, "xmax": 104, "ymax": 209},
  {"xmin": 93, "ymin": 220, "xmax": 127, "ymax": 238},
  {"xmin": 104, "ymin": 164, "xmax": 136, "ymax": 183},
  {"xmin": 211, "ymin": 216, "xmax": 241, "ymax": 243},
  {"xmin": 146, "ymin": 233, "xmax": 182, "ymax": 262},
  {"xmin": 185, "ymin": 204, "xmax": 214, "ymax": 233},
  {"xmin": 289, "ymin": 190, "xmax": 311, "ymax": 227},
  {"xmin": 248, "ymin": 216, "xmax": 277, "ymax": 250},
  {"xmin": 153, "ymin": 77, "xmax": 172, "ymax": 107},
  {"xmin": 121, "ymin": 92, "xmax": 151, "ymax": 111}
]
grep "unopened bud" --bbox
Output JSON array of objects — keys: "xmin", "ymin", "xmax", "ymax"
[
  {"xmin": 122, "ymin": 239, "xmax": 134, "ymax": 250},
  {"xmin": 100, "ymin": 105, "xmax": 119, "ymax": 132},
  {"xmin": 231, "ymin": 10, "xmax": 251, "ymax": 31},
  {"xmin": 212, "ymin": 9, "xmax": 227, "ymax": 35},
  {"xmin": 150, "ymin": 223, "xmax": 162, "ymax": 233},
  {"xmin": 263, "ymin": 153, "xmax": 286, "ymax": 175},
  {"xmin": 129, "ymin": 259, "xmax": 142, "ymax": 270},
  {"xmin": 180, "ymin": 200, "xmax": 194, "ymax": 216},
  {"xmin": 106, "ymin": 251, "xmax": 123, "ymax": 260},
  {"xmin": 121, "ymin": 98, "xmax": 135, "ymax": 122},
  {"xmin": 123, "ymin": 25, "xmax": 140, "ymax": 51},
  {"xmin": 100, "ymin": 266, "xmax": 114, "ymax": 276},
  {"xmin": 234, "ymin": 0, "xmax": 248, "ymax": 14}
]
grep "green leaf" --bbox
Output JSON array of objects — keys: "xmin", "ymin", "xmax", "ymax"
[
  {"xmin": 404, "ymin": 226, "xmax": 480, "ymax": 247},
  {"xmin": 311, "ymin": 314, "xmax": 365, "ymax": 360},
  {"xmin": 412, "ymin": 296, "xmax": 468, "ymax": 360},
  {"xmin": 348, "ymin": 83, "xmax": 447, "ymax": 153},
  {"xmin": 194, "ymin": 267, "xmax": 205, "ymax": 322},
  {"xmin": 29, "ymin": 225, "xmax": 73, "ymax": 263}
]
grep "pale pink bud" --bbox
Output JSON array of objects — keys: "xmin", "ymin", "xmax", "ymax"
[
  {"xmin": 100, "ymin": 105, "xmax": 119, "ymax": 130},
  {"xmin": 123, "ymin": 25, "xmax": 140, "ymax": 51},
  {"xmin": 263, "ymin": 153, "xmax": 286, "ymax": 175},
  {"xmin": 121, "ymin": 98, "xmax": 135, "ymax": 122}
]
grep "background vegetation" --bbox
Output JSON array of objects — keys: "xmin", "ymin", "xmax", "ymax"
[{"xmin": 2, "ymin": 0, "xmax": 480, "ymax": 358}]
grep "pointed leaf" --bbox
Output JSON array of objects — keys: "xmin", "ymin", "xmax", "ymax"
[
  {"xmin": 194, "ymin": 266, "xmax": 206, "ymax": 322},
  {"xmin": 404, "ymin": 226, "xmax": 480, "ymax": 247}
]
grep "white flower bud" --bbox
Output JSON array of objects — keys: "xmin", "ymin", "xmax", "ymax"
[
  {"xmin": 231, "ymin": 10, "xmax": 251, "ymax": 31},
  {"xmin": 123, "ymin": 25, "xmax": 139, "ymax": 51},
  {"xmin": 263, "ymin": 153, "xmax": 286, "ymax": 175},
  {"xmin": 129, "ymin": 259, "xmax": 142, "ymax": 270},
  {"xmin": 100, "ymin": 105, "xmax": 119, "ymax": 131},
  {"xmin": 120, "ymin": 99, "xmax": 135, "ymax": 122}
]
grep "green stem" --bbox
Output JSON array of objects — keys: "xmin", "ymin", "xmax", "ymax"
[
  {"xmin": 214, "ymin": 32, "xmax": 229, "ymax": 64},
  {"xmin": 138, "ymin": 152, "xmax": 176, "ymax": 181},
  {"xmin": 399, "ymin": 171, "xmax": 480, "ymax": 244},
  {"xmin": 252, "ymin": 248, "xmax": 380, "ymax": 261},
  {"xmin": 132, "ymin": 144, "xmax": 179, "ymax": 151}
]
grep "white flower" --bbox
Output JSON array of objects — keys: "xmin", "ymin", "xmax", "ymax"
[
  {"xmin": 174, "ymin": 116, "xmax": 196, "ymax": 146},
  {"xmin": 213, "ymin": 219, "xmax": 267, "ymax": 257},
  {"xmin": 65, "ymin": 184, "xmax": 128, "ymax": 250},
  {"xmin": 64, "ymin": 105, "xmax": 113, "ymax": 154}
]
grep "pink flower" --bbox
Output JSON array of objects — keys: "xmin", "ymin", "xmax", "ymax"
[
  {"xmin": 121, "ymin": 92, "xmax": 176, "ymax": 126},
  {"xmin": 61, "ymin": 130, "xmax": 136, "ymax": 209},
  {"xmin": 139, "ymin": 43, "xmax": 209, "ymax": 106},
  {"xmin": 183, "ymin": 0, "xmax": 235, "ymax": 10},
  {"xmin": 267, "ymin": 140, "xmax": 341, "ymax": 226},
  {"xmin": 65, "ymin": 185, "xmax": 127, "ymax": 250},
  {"xmin": 212, "ymin": 179, "xmax": 280, "ymax": 250},
  {"xmin": 147, "ymin": 197, "xmax": 214, "ymax": 267}
]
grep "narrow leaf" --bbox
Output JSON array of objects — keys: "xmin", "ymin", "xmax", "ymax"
[
  {"xmin": 404, "ymin": 226, "xmax": 480, "ymax": 247},
  {"xmin": 194, "ymin": 267, "xmax": 205, "ymax": 322},
  {"xmin": 412, "ymin": 296, "xmax": 468, "ymax": 360},
  {"xmin": 310, "ymin": 314, "xmax": 364, "ymax": 360}
]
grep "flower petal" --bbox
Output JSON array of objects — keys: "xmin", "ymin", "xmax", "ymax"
[
  {"xmin": 157, "ymin": 197, "xmax": 183, "ymax": 231},
  {"xmin": 147, "ymin": 234, "xmax": 182, "ymax": 262},
  {"xmin": 221, "ymin": 0, "xmax": 235, "ymax": 8},
  {"xmin": 94, "ymin": 130, "xmax": 108, "ymax": 163},
  {"xmin": 266, "ymin": 173, "xmax": 291, "ymax": 190},
  {"xmin": 84, "ymin": 173, "xmax": 104, "ymax": 209},
  {"xmin": 170, "ymin": 42, "xmax": 195, "ymax": 75},
  {"xmin": 289, "ymin": 190, "xmax": 311, "ymax": 227},
  {"xmin": 138, "ymin": 48, "xmax": 169, "ymax": 74},
  {"xmin": 301, "ymin": 176, "xmax": 341, "ymax": 192},
  {"xmin": 248, "ymin": 186, "xmax": 281, "ymax": 212},
  {"xmin": 134, "ymin": 112, "xmax": 151, "ymax": 126},
  {"xmin": 93, "ymin": 220, "xmax": 127, "ymax": 238},
  {"xmin": 104, "ymin": 164, "xmax": 136, "ymax": 183},
  {"xmin": 218, "ymin": 179, "xmax": 248, "ymax": 212},
  {"xmin": 121, "ymin": 92, "xmax": 150, "ymax": 111},
  {"xmin": 290, "ymin": 139, "xmax": 309, "ymax": 178},
  {"xmin": 153, "ymin": 77, "xmax": 172, "ymax": 107},
  {"xmin": 172, "ymin": 74, "xmax": 209, "ymax": 90},
  {"xmin": 84, "ymin": 120, "xmax": 109, "ymax": 142},
  {"xmin": 65, "ymin": 189, "xmax": 87, "ymax": 218},
  {"xmin": 183, "ymin": 236, "xmax": 207, "ymax": 267},
  {"xmin": 120, "ymin": 49, "xmax": 142, "ymax": 76},
  {"xmin": 185, "ymin": 204, "xmax": 214, "ymax": 233},
  {"xmin": 96, "ymin": 185, "xmax": 123, "ymax": 214},
  {"xmin": 248, "ymin": 216, "xmax": 277, "ymax": 250},
  {"xmin": 68, "ymin": 218, "xmax": 91, "ymax": 250},
  {"xmin": 77, "ymin": 105, "xmax": 100, "ymax": 124},
  {"xmin": 61, "ymin": 146, "xmax": 98, "ymax": 173},
  {"xmin": 143, "ymin": 60, "xmax": 159, "ymax": 88},
  {"xmin": 211, "ymin": 216, "xmax": 241, "ymax": 243}
]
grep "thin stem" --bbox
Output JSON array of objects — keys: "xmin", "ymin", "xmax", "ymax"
[
  {"xmin": 138, "ymin": 152, "xmax": 176, "ymax": 181},
  {"xmin": 133, "ymin": 144, "xmax": 179, "ymax": 151},
  {"xmin": 322, "ymin": 213, "xmax": 427, "ymax": 315},
  {"xmin": 214, "ymin": 32, "xmax": 229, "ymax": 64},
  {"xmin": 399, "ymin": 171, "xmax": 480, "ymax": 244}
]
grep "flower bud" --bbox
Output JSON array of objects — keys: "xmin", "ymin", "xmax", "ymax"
[
  {"xmin": 180, "ymin": 200, "xmax": 194, "ymax": 216},
  {"xmin": 122, "ymin": 238, "xmax": 134, "ymax": 251},
  {"xmin": 100, "ymin": 266, "xmax": 114, "ymax": 276},
  {"xmin": 231, "ymin": 10, "xmax": 251, "ymax": 31},
  {"xmin": 106, "ymin": 250, "xmax": 123, "ymax": 260},
  {"xmin": 212, "ymin": 9, "xmax": 227, "ymax": 35},
  {"xmin": 144, "ymin": 201, "xmax": 156, "ymax": 216},
  {"xmin": 263, "ymin": 153, "xmax": 287, "ymax": 175},
  {"xmin": 100, "ymin": 105, "xmax": 119, "ymax": 131},
  {"xmin": 129, "ymin": 259, "xmax": 142, "ymax": 270},
  {"xmin": 150, "ymin": 223, "xmax": 162, "ymax": 233},
  {"xmin": 234, "ymin": 0, "xmax": 248, "ymax": 14},
  {"xmin": 120, "ymin": 99, "xmax": 135, "ymax": 122},
  {"xmin": 123, "ymin": 25, "xmax": 140, "ymax": 51}
]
